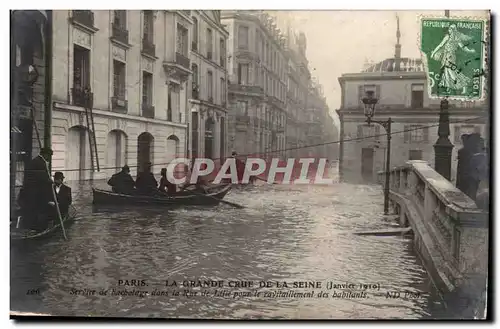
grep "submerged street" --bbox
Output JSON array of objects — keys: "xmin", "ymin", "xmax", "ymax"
[{"xmin": 11, "ymin": 181, "xmax": 446, "ymax": 319}]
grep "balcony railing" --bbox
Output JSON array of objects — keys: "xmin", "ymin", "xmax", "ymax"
[
  {"xmin": 191, "ymin": 41, "xmax": 198, "ymax": 51},
  {"xmin": 142, "ymin": 104, "xmax": 155, "ymax": 118},
  {"xmin": 175, "ymin": 52, "xmax": 190, "ymax": 69},
  {"xmin": 71, "ymin": 10, "xmax": 95, "ymax": 30},
  {"xmin": 142, "ymin": 38, "xmax": 156, "ymax": 58},
  {"xmin": 111, "ymin": 96, "xmax": 128, "ymax": 113},
  {"xmin": 111, "ymin": 23, "xmax": 129, "ymax": 44},
  {"xmin": 71, "ymin": 87, "xmax": 93, "ymax": 108}
]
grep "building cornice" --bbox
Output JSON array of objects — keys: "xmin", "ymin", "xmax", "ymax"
[
  {"xmin": 337, "ymin": 106, "xmax": 489, "ymax": 118},
  {"xmin": 338, "ymin": 71, "xmax": 426, "ymax": 83},
  {"xmin": 54, "ymin": 102, "xmax": 188, "ymax": 129}
]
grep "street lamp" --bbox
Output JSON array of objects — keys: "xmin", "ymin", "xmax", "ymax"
[{"xmin": 362, "ymin": 90, "xmax": 393, "ymax": 215}]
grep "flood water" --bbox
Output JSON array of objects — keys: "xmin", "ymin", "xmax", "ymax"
[{"xmin": 10, "ymin": 181, "xmax": 447, "ymax": 319}]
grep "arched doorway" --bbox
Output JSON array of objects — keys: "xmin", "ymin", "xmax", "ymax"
[
  {"xmin": 66, "ymin": 125, "xmax": 91, "ymax": 181},
  {"xmin": 107, "ymin": 129, "xmax": 127, "ymax": 176},
  {"xmin": 166, "ymin": 134, "xmax": 180, "ymax": 163},
  {"xmin": 204, "ymin": 117, "xmax": 215, "ymax": 159},
  {"xmin": 137, "ymin": 132, "xmax": 154, "ymax": 173}
]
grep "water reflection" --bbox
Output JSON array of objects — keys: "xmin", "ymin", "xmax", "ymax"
[{"xmin": 10, "ymin": 181, "xmax": 445, "ymax": 318}]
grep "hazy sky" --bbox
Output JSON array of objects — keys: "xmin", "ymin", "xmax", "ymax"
[{"xmin": 277, "ymin": 10, "xmax": 489, "ymax": 126}]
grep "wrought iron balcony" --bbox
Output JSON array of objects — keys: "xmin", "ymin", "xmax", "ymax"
[
  {"xmin": 111, "ymin": 96, "xmax": 128, "ymax": 113},
  {"xmin": 71, "ymin": 87, "xmax": 93, "ymax": 108},
  {"xmin": 111, "ymin": 23, "xmax": 129, "ymax": 45},
  {"xmin": 229, "ymin": 84, "xmax": 264, "ymax": 95},
  {"xmin": 175, "ymin": 52, "xmax": 190, "ymax": 69},
  {"xmin": 71, "ymin": 10, "xmax": 95, "ymax": 30},
  {"xmin": 142, "ymin": 104, "xmax": 155, "ymax": 118},
  {"xmin": 142, "ymin": 38, "xmax": 156, "ymax": 58}
]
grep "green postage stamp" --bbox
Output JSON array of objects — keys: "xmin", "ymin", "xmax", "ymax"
[{"xmin": 419, "ymin": 16, "xmax": 488, "ymax": 101}]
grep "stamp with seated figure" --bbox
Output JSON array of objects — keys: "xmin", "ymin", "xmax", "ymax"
[{"xmin": 419, "ymin": 16, "xmax": 489, "ymax": 101}]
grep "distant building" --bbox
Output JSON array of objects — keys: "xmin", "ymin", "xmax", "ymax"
[
  {"xmin": 188, "ymin": 10, "xmax": 229, "ymax": 164},
  {"xmin": 222, "ymin": 11, "xmax": 288, "ymax": 159},
  {"xmin": 336, "ymin": 16, "xmax": 487, "ymax": 183},
  {"xmin": 51, "ymin": 10, "xmax": 192, "ymax": 181}
]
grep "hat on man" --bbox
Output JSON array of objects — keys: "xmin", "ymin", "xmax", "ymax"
[
  {"xmin": 53, "ymin": 171, "xmax": 64, "ymax": 180},
  {"xmin": 122, "ymin": 165, "xmax": 130, "ymax": 172},
  {"xmin": 232, "ymin": 151, "xmax": 237, "ymax": 156}
]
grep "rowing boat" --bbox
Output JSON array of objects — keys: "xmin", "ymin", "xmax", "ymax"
[
  {"xmin": 92, "ymin": 183, "xmax": 232, "ymax": 207},
  {"xmin": 10, "ymin": 207, "xmax": 78, "ymax": 243}
]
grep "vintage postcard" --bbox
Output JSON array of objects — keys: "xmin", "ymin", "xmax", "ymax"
[{"xmin": 10, "ymin": 9, "xmax": 490, "ymax": 320}]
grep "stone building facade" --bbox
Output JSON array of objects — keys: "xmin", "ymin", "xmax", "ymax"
[
  {"xmin": 337, "ymin": 62, "xmax": 487, "ymax": 184},
  {"xmin": 222, "ymin": 11, "xmax": 288, "ymax": 159},
  {"xmin": 51, "ymin": 10, "xmax": 193, "ymax": 181},
  {"xmin": 188, "ymin": 10, "xmax": 229, "ymax": 166},
  {"xmin": 11, "ymin": 10, "xmax": 50, "ymax": 214}
]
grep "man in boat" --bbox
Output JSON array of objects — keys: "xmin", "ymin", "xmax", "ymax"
[
  {"xmin": 49, "ymin": 171, "xmax": 72, "ymax": 219},
  {"xmin": 108, "ymin": 165, "xmax": 136, "ymax": 194},
  {"xmin": 19, "ymin": 147, "xmax": 55, "ymax": 230},
  {"xmin": 135, "ymin": 162, "xmax": 158, "ymax": 195},
  {"xmin": 159, "ymin": 168, "xmax": 177, "ymax": 196}
]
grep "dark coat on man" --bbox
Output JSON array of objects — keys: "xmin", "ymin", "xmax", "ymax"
[
  {"xmin": 52, "ymin": 184, "xmax": 72, "ymax": 217},
  {"xmin": 135, "ymin": 171, "xmax": 158, "ymax": 195},
  {"xmin": 108, "ymin": 171, "xmax": 136, "ymax": 194},
  {"xmin": 22, "ymin": 155, "xmax": 53, "ymax": 206}
]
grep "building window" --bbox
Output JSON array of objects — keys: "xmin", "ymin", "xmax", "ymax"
[
  {"xmin": 237, "ymin": 100, "xmax": 248, "ymax": 116},
  {"xmin": 411, "ymin": 84, "xmax": 424, "ymax": 108},
  {"xmin": 113, "ymin": 10, "xmax": 126, "ymax": 28},
  {"xmin": 207, "ymin": 70, "xmax": 213, "ymax": 101},
  {"xmin": 192, "ymin": 17, "xmax": 198, "ymax": 51},
  {"xmin": 220, "ymin": 77, "xmax": 225, "ymax": 105},
  {"xmin": 192, "ymin": 64, "xmax": 198, "ymax": 85},
  {"xmin": 176, "ymin": 24, "xmax": 188, "ymax": 56},
  {"xmin": 206, "ymin": 28, "xmax": 213, "ymax": 59},
  {"xmin": 404, "ymin": 125, "xmax": 428, "ymax": 143},
  {"xmin": 409, "ymin": 150, "xmax": 423, "ymax": 160},
  {"xmin": 73, "ymin": 45, "xmax": 90, "ymax": 92},
  {"xmin": 113, "ymin": 60, "xmax": 126, "ymax": 98},
  {"xmin": 167, "ymin": 88, "xmax": 172, "ymax": 121},
  {"xmin": 143, "ymin": 10, "xmax": 154, "ymax": 42},
  {"xmin": 255, "ymin": 30, "xmax": 260, "ymax": 56},
  {"xmin": 142, "ymin": 71, "xmax": 153, "ymax": 106},
  {"xmin": 220, "ymin": 38, "xmax": 225, "ymax": 67},
  {"xmin": 237, "ymin": 63, "xmax": 249, "ymax": 85},
  {"xmin": 238, "ymin": 25, "xmax": 249, "ymax": 49}
]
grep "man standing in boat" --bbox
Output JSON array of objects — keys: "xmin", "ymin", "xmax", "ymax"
[
  {"xmin": 19, "ymin": 147, "xmax": 54, "ymax": 230},
  {"xmin": 108, "ymin": 165, "xmax": 136, "ymax": 194},
  {"xmin": 50, "ymin": 172, "xmax": 72, "ymax": 219},
  {"xmin": 135, "ymin": 162, "xmax": 158, "ymax": 195}
]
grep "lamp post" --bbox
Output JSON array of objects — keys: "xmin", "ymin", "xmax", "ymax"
[{"xmin": 362, "ymin": 90, "xmax": 392, "ymax": 215}]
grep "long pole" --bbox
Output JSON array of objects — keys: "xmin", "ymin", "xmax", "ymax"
[
  {"xmin": 31, "ymin": 107, "xmax": 67, "ymax": 240},
  {"xmin": 383, "ymin": 118, "xmax": 392, "ymax": 215}
]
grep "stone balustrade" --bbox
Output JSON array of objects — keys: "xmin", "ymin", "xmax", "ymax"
[{"xmin": 377, "ymin": 160, "xmax": 488, "ymax": 297}]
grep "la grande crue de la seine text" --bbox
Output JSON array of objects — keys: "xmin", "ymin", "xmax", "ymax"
[{"xmin": 114, "ymin": 279, "xmax": 381, "ymax": 290}]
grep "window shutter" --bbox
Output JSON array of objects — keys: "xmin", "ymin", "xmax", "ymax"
[
  {"xmin": 375, "ymin": 85, "xmax": 381, "ymax": 100},
  {"xmin": 357, "ymin": 125, "xmax": 363, "ymax": 138},
  {"xmin": 423, "ymin": 127, "xmax": 429, "ymax": 142},
  {"xmin": 404, "ymin": 125, "xmax": 409, "ymax": 143}
]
